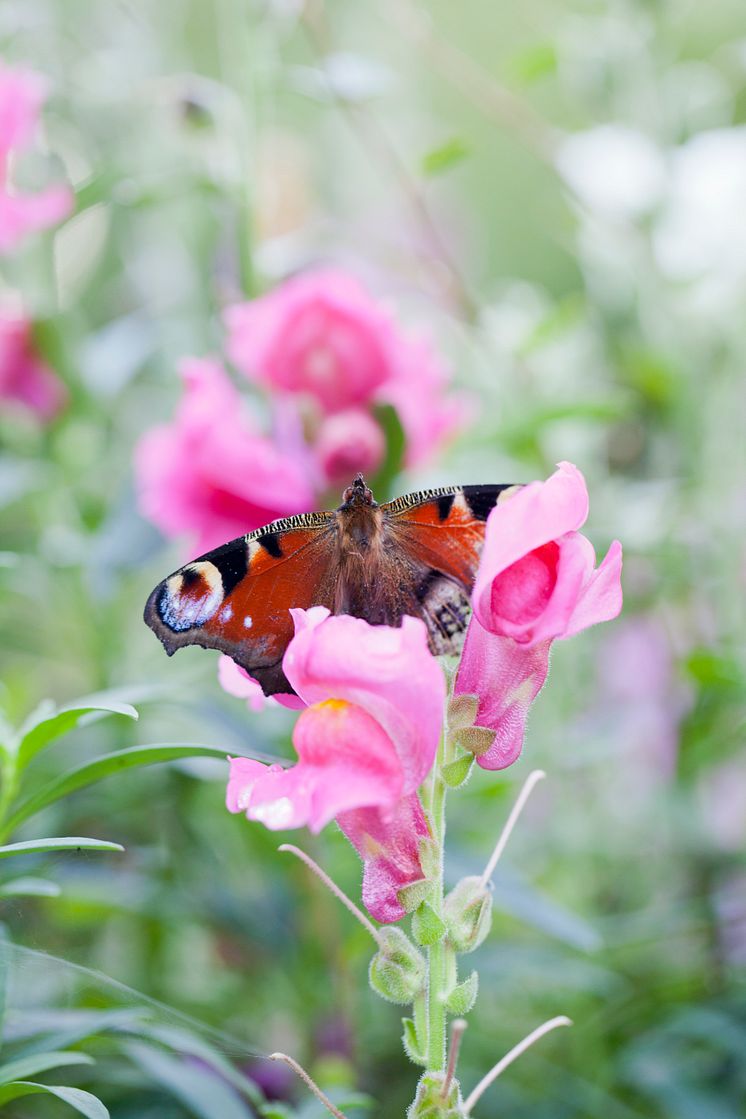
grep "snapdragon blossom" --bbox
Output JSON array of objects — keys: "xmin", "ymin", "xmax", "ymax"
[
  {"xmin": 455, "ymin": 461, "xmax": 623, "ymax": 769},
  {"xmin": 227, "ymin": 606, "xmax": 445, "ymax": 923},
  {"xmin": 0, "ymin": 62, "xmax": 72, "ymax": 254},
  {"xmin": 0, "ymin": 311, "xmax": 67, "ymax": 422},
  {"xmin": 134, "ymin": 357, "xmax": 316, "ymax": 555},
  {"xmin": 224, "ymin": 268, "xmax": 468, "ymax": 474}
]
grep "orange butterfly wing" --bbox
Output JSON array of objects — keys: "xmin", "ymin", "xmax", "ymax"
[
  {"xmin": 144, "ymin": 512, "xmax": 336, "ymax": 695},
  {"xmin": 381, "ymin": 484, "xmax": 519, "ymax": 654}
]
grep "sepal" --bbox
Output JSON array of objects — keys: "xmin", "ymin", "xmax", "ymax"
[
  {"xmin": 443, "ymin": 875, "xmax": 493, "ymax": 953},
  {"xmin": 398, "ymin": 877, "xmax": 434, "ymax": 914},
  {"xmin": 369, "ymin": 926, "xmax": 426, "ymax": 1004},
  {"xmin": 446, "ymin": 693, "xmax": 479, "ymax": 731},
  {"xmin": 412, "ymin": 901, "xmax": 446, "ymax": 946},
  {"xmin": 441, "ymin": 754, "xmax": 474, "ymax": 788},
  {"xmin": 402, "ymin": 1017, "xmax": 427, "ymax": 1066},
  {"xmin": 454, "ymin": 725, "xmax": 496, "ymax": 758},
  {"xmin": 445, "ymin": 970, "xmax": 478, "ymax": 1015}
]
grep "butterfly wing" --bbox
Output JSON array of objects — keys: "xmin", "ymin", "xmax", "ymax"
[
  {"xmin": 144, "ymin": 511, "xmax": 336, "ymax": 695},
  {"xmin": 381, "ymin": 484, "xmax": 519, "ymax": 655}
]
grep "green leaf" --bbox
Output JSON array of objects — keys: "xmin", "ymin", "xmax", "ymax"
[
  {"xmin": 0, "ymin": 1050, "xmax": 94, "ymax": 1085},
  {"xmin": 138, "ymin": 1024, "xmax": 265, "ymax": 1107},
  {"xmin": 401, "ymin": 1017, "xmax": 426, "ymax": 1066},
  {"xmin": 3, "ymin": 743, "xmax": 279, "ymax": 834},
  {"xmin": 124, "ymin": 1040, "xmax": 255, "ymax": 1119},
  {"xmin": 16, "ymin": 692, "xmax": 139, "ymax": 767},
  {"xmin": 421, "ymin": 137, "xmax": 469, "ymax": 177},
  {"xmin": 0, "ymin": 1082, "xmax": 109, "ymax": 1117},
  {"xmin": 412, "ymin": 901, "xmax": 446, "ymax": 946},
  {"xmin": 397, "ymin": 878, "xmax": 433, "ymax": 914},
  {"xmin": 368, "ymin": 404, "xmax": 405, "ymax": 501},
  {"xmin": 0, "ymin": 876, "xmax": 62, "ymax": 898},
  {"xmin": 0, "ymin": 838, "xmax": 124, "ymax": 858},
  {"xmin": 445, "ymin": 970, "xmax": 478, "ymax": 1015}
]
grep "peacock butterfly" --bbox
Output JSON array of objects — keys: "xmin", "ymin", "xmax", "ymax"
[{"xmin": 144, "ymin": 474, "xmax": 519, "ymax": 697}]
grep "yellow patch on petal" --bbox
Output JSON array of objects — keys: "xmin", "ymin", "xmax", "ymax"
[{"xmin": 313, "ymin": 698, "xmax": 351, "ymax": 713}]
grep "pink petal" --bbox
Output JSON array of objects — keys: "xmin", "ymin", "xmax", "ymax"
[
  {"xmin": 454, "ymin": 616, "xmax": 551, "ymax": 770},
  {"xmin": 314, "ymin": 407, "xmax": 385, "ymax": 486},
  {"xmin": 0, "ymin": 184, "xmax": 72, "ymax": 254},
  {"xmin": 134, "ymin": 355, "xmax": 317, "ymax": 553},
  {"xmin": 0, "ymin": 312, "xmax": 67, "ymax": 421},
  {"xmin": 337, "ymin": 793, "xmax": 431, "ymax": 923},
  {"xmin": 0, "ymin": 65, "xmax": 47, "ymax": 154},
  {"xmin": 226, "ymin": 700, "xmax": 404, "ymax": 833},
  {"xmin": 225, "ymin": 269, "xmax": 398, "ymax": 412},
  {"xmin": 472, "ymin": 462, "xmax": 590, "ymax": 627},
  {"xmin": 565, "ymin": 538, "xmax": 623, "ymax": 636},
  {"xmin": 283, "ymin": 609, "xmax": 444, "ymax": 792},
  {"xmin": 487, "ymin": 532, "xmax": 593, "ymax": 645},
  {"xmin": 218, "ymin": 656, "xmax": 268, "ymax": 713}
]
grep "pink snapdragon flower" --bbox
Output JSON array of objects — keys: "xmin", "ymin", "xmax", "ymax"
[
  {"xmin": 134, "ymin": 357, "xmax": 316, "ymax": 555},
  {"xmin": 0, "ymin": 311, "xmax": 67, "ymax": 421},
  {"xmin": 455, "ymin": 462, "xmax": 623, "ymax": 770},
  {"xmin": 0, "ymin": 63, "xmax": 72, "ymax": 254},
  {"xmin": 224, "ymin": 268, "xmax": 468, "ymax": 468},
  {"xmin": 227, "ymin": 607, "xmax": 445, "ymax": 922}
]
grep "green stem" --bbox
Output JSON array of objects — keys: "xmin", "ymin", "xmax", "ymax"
[{"xmin": 425, "ymin": 736, "xmax": 449, "ymax": 1072}]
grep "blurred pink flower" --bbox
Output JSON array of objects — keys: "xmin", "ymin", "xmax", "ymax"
[
  {"xmin": 0, "ymin": 62, "xmax": 72, "ymax": 254},
  {"xmin": 225, "ymin": 270, "xmax": 396, "ymax": 412},
  {"xmin": 315, "ymin": 407, "xmax": 385, "ymax": 486},
  {"xmin": 226, "ymin": 606, "xmax": 445, "ymax": 922},
  {"xmin": 0, "ymin": 312, "xmax": 67, "ymax": 421},
  {"xmin": 135, "ymin": 357, "xmax": 316, "ymax": 555},
  {"xmin": 456, "ymin": 462, "xmax": 623, "ymax": 770},
  {"xmin": 224, "ymin": 269, "xmax": 468, "ymax": 467}
]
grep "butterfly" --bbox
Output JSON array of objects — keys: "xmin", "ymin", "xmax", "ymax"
[{"xmin": 144, "ymin": 474, "xmax": 519, "ymax": 697}]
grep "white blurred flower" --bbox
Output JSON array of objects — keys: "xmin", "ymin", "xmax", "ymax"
[
  {"xmin": 653, "ymin": 127, "xmax": 746, "ymax": 285},
  {"xmin": 556, "ymin": 124, "xmax": 666, "ymax": 220}
]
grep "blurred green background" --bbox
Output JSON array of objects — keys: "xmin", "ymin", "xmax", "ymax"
[{"xmin": 1, "ymin": 0, "xmax": 745, "ymax": 1116}]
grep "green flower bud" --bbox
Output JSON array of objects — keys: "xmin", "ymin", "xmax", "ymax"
[
  {"xmin": 443, "ymin": 875, "xmax": 492, "ymax": 953},
  {"xmin": 407, "ymin": 1072, "xmax": 463, "ymax": 1118},
  {"xmin": 369, "ymin": 927, "xmax": 426, "ymax": 1005}
]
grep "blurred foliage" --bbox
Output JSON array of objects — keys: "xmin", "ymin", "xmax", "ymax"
[{"xmin": 1, "ymin": 0, "xmax": 745, "ymax": 1116}]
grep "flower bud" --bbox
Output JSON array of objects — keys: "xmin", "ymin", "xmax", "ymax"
[
  {"xmin": 407, "ymin": 1072, "xmax": 462, "ymax": 1118},
  {"xmin": 369, "ymin": 927, "xmax": 426, "ymax": 1005},
  {"xmin": 443, "ymin": 875, "xmax": 492, "ymax": 953}
]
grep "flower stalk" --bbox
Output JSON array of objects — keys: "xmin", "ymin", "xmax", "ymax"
[{"xmin": 424, "ymin": 733, "xmax": 450, "ymax": 1073}]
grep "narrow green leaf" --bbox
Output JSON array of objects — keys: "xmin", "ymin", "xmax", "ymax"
[
  {"xmin": 0, "ymin": 838, "xmax": 124, "ymax": 858},
  {"xmin": 421, "ymin": 137, "xmax": 469, "ymax": 176},
  {"xmin": 124, "ymin": 1040, "xmax": 255, "ymax": 1119},
  {"xmin": 17, "ymin": 693, "xmax": 139, "ymax": 768},
  {"xmin": 0, "ymin": 1081, "xmax": 109, "ymax": 1117},
  {"xmin": 4, "ymin": 743, "xmax": 279, "ymax": 834},
  {"xmin": 138, "ymin": 1024, "xmax": 265, "ymax": 1107},
  {"xmin": 0, "ymin": 876, "xmax": 62, "ymax": 898},
  {"xmin": 0, "ymin": 1050, "xmax": 94, "ymax": 1085},
  {"xmin": 368, "ymin": 404, "xmax": 405, "ymax": 501}
]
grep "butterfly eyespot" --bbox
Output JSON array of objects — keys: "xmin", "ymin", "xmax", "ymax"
[
  {"xmin": 158, "ymin": 561, "xmax": 224, "ymax": 633},
  {"xmin": 219, "ymin": 604, "xmax": 233, "ymax": 623}
]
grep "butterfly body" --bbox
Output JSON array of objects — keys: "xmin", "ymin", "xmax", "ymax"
[{"xmin": 144, "ymin": 475, "xmax": 518, "ymax": 696}]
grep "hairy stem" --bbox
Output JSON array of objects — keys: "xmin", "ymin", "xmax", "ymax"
[{"xmin": 425, "ymin": 735, "xmax": 449, "ymax": 1072}]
